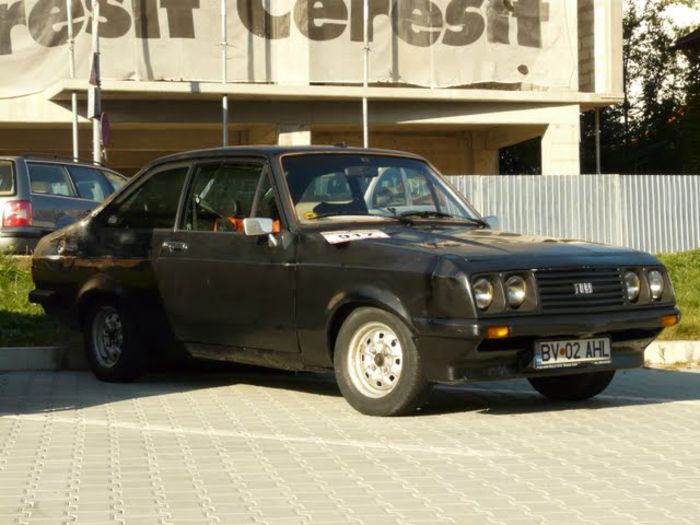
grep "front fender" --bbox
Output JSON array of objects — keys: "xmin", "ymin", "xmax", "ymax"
[{"xmin": 326, "ymin": 284, "xmax": 415, "ymax": 333}]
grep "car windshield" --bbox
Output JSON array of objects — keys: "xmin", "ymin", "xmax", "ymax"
[{"xmin": 283, "ymin": 153, "xmax": 480, "ymax": 224}]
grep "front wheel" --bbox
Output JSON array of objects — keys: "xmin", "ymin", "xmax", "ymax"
[
  {"xmin": 84, "ymin": 300, "xmax": 145, "ymax": 382},
  {"xmin": 334, "ymin": 308, "xmax": 431, "ymax": 416},
  {"xmin": 528, "ymin": 370, "xmax": 616, "ymax": 401}
]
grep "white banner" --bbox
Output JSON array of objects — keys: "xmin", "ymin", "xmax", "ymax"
[{"xmin": 0, "ymin": 0, "xmax": 578, "ymax": 98}]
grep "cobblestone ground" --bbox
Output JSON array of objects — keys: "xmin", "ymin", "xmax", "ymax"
[{"xmin": 0, "ymin": 368, "xmax": 699, "ymax": 525}]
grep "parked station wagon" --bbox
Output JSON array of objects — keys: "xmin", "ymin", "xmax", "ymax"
[
  {"xmin": 30, "ymin": 147, "xmax": 680, "ymax": 416},
  {"xmin": 0, "ymin": 155, "xmax": 126, "ymax": 253}
]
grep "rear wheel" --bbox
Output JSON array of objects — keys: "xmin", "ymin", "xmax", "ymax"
[
  {"xmin": 528, "ymin": 370, "xmax": 616, "ymax": 401},
  {"xmin": 84, "ymin": 300, "xmax": 145, "ymax": 382},
  {"xmin": 334, "ymin": 308, "xmax": 431, "ymax": 416}
]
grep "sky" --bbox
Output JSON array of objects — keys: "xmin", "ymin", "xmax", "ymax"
[{"xmin": 665, "ymin": 4, "xmax": 700, "ymax": 29}]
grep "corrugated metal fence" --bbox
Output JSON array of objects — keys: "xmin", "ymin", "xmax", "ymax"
[{"xmin": 451, "ymin": 175, "xmax": 700, "ymax": 254}]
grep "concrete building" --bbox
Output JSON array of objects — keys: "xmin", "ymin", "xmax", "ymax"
[{"xmin": 0, "ymin": 0, "xmax": 623, "ymax": 176}]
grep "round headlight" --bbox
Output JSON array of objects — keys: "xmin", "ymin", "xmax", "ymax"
[
  {"xmin": 648, "ymin": 270, "xmax": 665, "ymax": 300},
  {"xmin": 473, "ymin": 278, "xmax": 494, "ymax": 310},
  {"xmin": 505, "ymin": 276, "xmax": 527, "ymax": 308},
  {"xmin": 625, "ymin": 271, "xmax": 641, "ymax": 302}
]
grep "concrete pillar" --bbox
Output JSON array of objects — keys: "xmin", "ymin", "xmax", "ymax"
[
  {"xmin": 471, "ymin": 133, "xmax": 499, "ymax": 175},
  {"xmin": 277, "ymin": 124, "xmax": 311, "ymax": 146},
  {"xmin": 541, "ymin": 122, "xmax": 581, "ymax": 175}
]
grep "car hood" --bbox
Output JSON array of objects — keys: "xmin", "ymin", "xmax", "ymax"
[{"xmin": 357, "ymin": 225, "xmax": 659, "ymax": 268}]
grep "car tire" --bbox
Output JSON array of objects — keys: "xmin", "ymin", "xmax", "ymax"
[
  {"xmin": 334, "ymin": 307, "xmax": 431, "ymax": 416},
  {"xmin": 84, "ymin": 300, "xmax": 146, "ymax": 382},
  {"xmin": 528, "ymin": 370, "xmax": 616, "ymax": 401}
]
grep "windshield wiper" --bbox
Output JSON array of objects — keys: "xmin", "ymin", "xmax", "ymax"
[
  {"xmin": 398, "ymin": 211, "xmax": 488, "ymax": 227},
  {"xmin": 307, "ymin": 212, "xmax": 371, "ymax": 220}
]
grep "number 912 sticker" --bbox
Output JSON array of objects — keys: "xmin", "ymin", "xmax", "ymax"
[{"xmin": 321, "ymin": 230, "xmax": 390, "ymax": 245}]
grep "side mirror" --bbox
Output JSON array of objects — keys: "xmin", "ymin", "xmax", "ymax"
[
  {"xmin": 483, "ymin": 215, "xmax": 500, "ymax": 229},
  {"xmin": 243, "ymin": 217, "xmax": 274, "ymax": 236}
]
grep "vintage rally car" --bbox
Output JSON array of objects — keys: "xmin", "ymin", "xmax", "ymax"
[{"xmin": 30, "ymin": 146, "xmax": 680, "ymax": 416}]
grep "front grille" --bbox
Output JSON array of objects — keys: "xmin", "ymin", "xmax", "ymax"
[{"xmin": 535, "ymin": 267, "xmax": 626, "ymax": 312}]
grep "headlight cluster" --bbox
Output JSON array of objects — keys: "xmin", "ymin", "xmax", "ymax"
[
  {"xmin": 472, "ymin": 278, "xmax": 495, "ymax": 310},
  {"xmin": 471, "ymin": 274, "xmax": 532, "ymax": 312},
  {"xmin": 624, "ymin": 269, "xmax": 667, "ymax": 303},
  {"xmin": 505, "ymin": 276, "xmax": 527, "ymax": 308}
]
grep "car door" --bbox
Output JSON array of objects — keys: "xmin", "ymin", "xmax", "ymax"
[
  {"xmin": 155, "ymin": 158, "xmax": 298, "ymax": 354},
  {"xmin": 82, "ymin": 162, "xmax": 192, "ymax": 340}
]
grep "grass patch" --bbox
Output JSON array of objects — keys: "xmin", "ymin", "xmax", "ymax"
[
  {"xmin": 0, "ymin": 253, "xmax": 80, "ymax": 347},
  {"xmin": 657, "ymin": 250, "xmax": 700, "ymax": 341}
]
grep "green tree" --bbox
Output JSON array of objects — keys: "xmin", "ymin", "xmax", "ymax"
[{"xmin": 581, "ymin": 0, "xmax": 698, "ymax": 174}]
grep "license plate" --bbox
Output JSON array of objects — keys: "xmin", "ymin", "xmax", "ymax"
[{"xmin": 533, "ymin": 338, "xmax": 612, "ymax": 369}]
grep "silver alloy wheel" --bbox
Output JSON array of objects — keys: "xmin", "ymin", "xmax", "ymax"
[
  {"xmin": 91, "ymin": 306, "xmax": 124, "ymax": 369},
  {"xmin": 347, "ymin": 321, "xmax": 403, "ymax": 398}
]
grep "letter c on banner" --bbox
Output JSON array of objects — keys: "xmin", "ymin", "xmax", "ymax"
[{"xmin": 238, "ymin": 0, "xmax": 291, "ymax": 39}]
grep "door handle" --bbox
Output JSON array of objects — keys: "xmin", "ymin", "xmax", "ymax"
[{"xmin": 162, "ymin": 241, "xmax": 189, "ymax": 253}]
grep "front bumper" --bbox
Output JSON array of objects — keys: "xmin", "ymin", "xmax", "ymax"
[{"xmin": 414, "ymin": 306, "xmax": 680, "ymax": 383}]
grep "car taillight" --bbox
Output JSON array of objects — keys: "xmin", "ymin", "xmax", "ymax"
[{"xmin": 2, "ymin": 200, "xmax": 32, "ymax": 227}]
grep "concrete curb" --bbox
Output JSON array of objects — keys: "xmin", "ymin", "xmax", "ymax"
[
  {"xmin": 645, "ymin": 341, "xmax": 700, "ymax": 366},
  {"xmin": 2, "ymin": 341, "xmax": 699, "ymax": 372},
  {"xmin": 0, "ymin": 346, "xmax": 86, "ymax": 372}
]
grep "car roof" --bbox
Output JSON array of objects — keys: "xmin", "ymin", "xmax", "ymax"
[
  {"xmin": 143, "ymin": 145, "xmax": 427, "ymax": 171},
  {"xmin": 0, "ymin": 154, "xmax": 126, "ymax": 176}
]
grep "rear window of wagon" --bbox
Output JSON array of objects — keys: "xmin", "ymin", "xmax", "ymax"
[{"xmin": 0, "ymin": 161, "xmax": 14, "ymax": 196}]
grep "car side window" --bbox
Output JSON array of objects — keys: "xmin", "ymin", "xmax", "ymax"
[
  {"xmin": 107, "ymin": 165, "xmax": 189, "ymax": 229},
  {"xmin": 0, "ymin": 162, "xmax": 14, "ymax": 195},
  {"xmin": 28, "ymin": 164, "xmax": 74, "ymax": 197},
  {"xmin": 67, "ymin": 166, "xmax": 115, "ymax": 202},
  {"xmin": 182, "ymin": 161, "xmax": 265, "ymax": 233}
]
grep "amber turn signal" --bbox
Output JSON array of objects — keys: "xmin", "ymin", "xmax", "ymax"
[
  {"xmin": 486, "ymin": 326, "xmax": 512, "ymax": 339},
  {"xmin": 661, "ymin": 314, "xmax": 680, "ymax": 328}
]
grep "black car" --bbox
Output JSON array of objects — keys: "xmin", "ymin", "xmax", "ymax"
[
  {"xmin": 1, "ymin": 155, "xmax": 126, "ymax": 253},
  {"xmin": 30, "ymin": 146, "xmax": 680, "ymax": 416}
]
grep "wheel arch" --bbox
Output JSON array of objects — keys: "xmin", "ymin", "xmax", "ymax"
[
  {"xmin": 325, "ymin": 287, "xmax": 415, "ymax": 363},
  {"xmin": 76, "ymin": 276, "xmax": 127, "ymax": 328}
]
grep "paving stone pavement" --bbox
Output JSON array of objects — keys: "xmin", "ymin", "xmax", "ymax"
[{"xmin": 0, "ymin": 368, "xmax": 699, "ymax": 525}]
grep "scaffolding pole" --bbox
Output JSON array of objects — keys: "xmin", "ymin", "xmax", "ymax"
[
  {"xmin": 362, "ymin": 0, "xmax": 369, "ymax": 148},
  {"xmin": 595, "ymin": 108, "xmax": 601, "ymax": 175},
  {"xmin": 90, "ymin": 0, "xmax": 102, "ymax": 164},
  {"xmin": 67, "ymin": 0, "xmax": 79, "ymax": 161},
  {"xmin": 221, "ymin": 0, "xmax": 229, "ymax": 146}
]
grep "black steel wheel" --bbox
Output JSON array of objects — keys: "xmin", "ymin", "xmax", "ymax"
[{"xmin": 84, "ymin": 300, "xmax": 145, "ymax": 382}]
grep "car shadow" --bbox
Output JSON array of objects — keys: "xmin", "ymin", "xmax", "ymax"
[{"xmin": 1, "ymin": 366, "xmax": 699, "ymax": 418}]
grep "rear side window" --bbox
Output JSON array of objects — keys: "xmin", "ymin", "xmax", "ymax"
[
  {"xmin": 28, "ymin": 164, "xmax": 74, "ymax": 197},
  {"xmin": 108, "ymin": 165, "xmax": 189, "ymax": 229},
  {"xmin": 0, "ymin": 162, "xmax": 14, "ymax": 195},
  {"xmin": 67, "ymin": 166, "xmax": 116, "ymax": 202}
]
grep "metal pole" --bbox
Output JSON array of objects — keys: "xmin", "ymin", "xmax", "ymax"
[
  {"xmin": 67, "ymin": 0, "xmax": 79, "ymax": 161},
  {"xmin": 91, "ymin": 0, "xmax": 102, "ymax": 164},
  {"xmin": 221, "ymin": 0, "xmax": 229, "ymax": 147},
  {"xmin": 362, "ymin": 0, "xmax": 369, "ymax": 148},
  {"xmin": 595, "ymin": 108, "xmax": 601, "ymax": 175}
]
